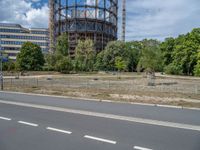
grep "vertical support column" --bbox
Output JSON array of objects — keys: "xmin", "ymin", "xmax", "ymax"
[
  {"xmin": 75, "ymin": 0, "xmax": 78, "ymax": 44},
  {"xmin": 66, "ymin": 0, "xmax": 70, "ymax": 56},
  {"xmin": 121, "ymin": 0, "xmax": 126, "ymax": 42},
  {"xmin": 102, "ymin": 0, "xmax": 106, "ymax": 50},
  {"xmin": 58, "ymin": 0, "xmax": 62, "ymax": 35},
  {"xmin": 49, "ymin": 0, "xmax": 56, "ymax": 53},
  {"xmin": 94, "ymin": 0, "xmax": 98, "ymax": 50},
  {"xmin": 116, "ymin": 0, "xmax": 118, "ymax": 40}
]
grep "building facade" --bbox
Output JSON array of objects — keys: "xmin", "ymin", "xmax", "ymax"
[
  {"xmin": 49, "ymin": 0, "xmax": 118, "ymax": 55},
  {"xmin": 0, "ymin": 23, "xmax": 49, "ymax": 60}
]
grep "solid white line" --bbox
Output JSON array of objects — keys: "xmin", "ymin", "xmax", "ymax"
[
  {"xmin": 84, "ymin": 135, "xmax": 116, "ymax": 144},
  {"xmin": 132, "ymin": 102, "xmax": 156, "ymax": 107},
  {"xmin": 18, "ymin": 121, "xmax": 38, "ymax": 127},
  {"xmin": 1, "ymin": 100, "xmax": 200, "ymax": 132},
  {"xmin": 46, "ymin": 127, "xmax": 72, "ymax": 134},
  {"xmin": 0, "ymin": 116, "xmax": 11, "ymax": 121},
  {"xmin": 134, "ymin": 146, "xmax": 153, "ymax": 150},
  {"xmin": 156, "ymin": 104, "xmax": 182, "ymax": 109}
]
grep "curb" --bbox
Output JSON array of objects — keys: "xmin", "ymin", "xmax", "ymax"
[
  {"xmin": 0, "ymin": 90, "xmax": 200, "ymax": 111},
  {"xmin": 0, "ymin": 99, "xmax": 200, "ymax": 132}
]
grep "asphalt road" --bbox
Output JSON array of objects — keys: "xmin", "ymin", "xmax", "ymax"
[
  {"xmin": 0, "ymin": 103, "xmax": 200, "ymax": 150},
  {"xmin": 0, "ymin": 91, "xmax": 200, "ymax": 126}
]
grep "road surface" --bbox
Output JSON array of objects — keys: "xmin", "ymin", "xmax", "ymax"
[{"xmin": 0, "ymin": 91, "xmax": 200, "ymax": 150}]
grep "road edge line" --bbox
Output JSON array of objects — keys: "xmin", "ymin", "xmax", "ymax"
[{"xmin": 0, "ymin": 99, "xmax": 200, "ymax": 132}]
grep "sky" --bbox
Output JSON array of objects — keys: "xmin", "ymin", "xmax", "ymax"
[{"xmin": 0, "ymin": 0, "xmax": 200, "ymax": 41}]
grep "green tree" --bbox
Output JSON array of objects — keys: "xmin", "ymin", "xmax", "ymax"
[
  {"xmin": 172, "ymin": 40, "xmax": 198, "ymax": 75},
  {"xmin": 16, "ymin": 42, "xmax": 45, "ymax": 71},
  {"xmin": 160, "ymin": 37, "xmax": 175, "ymax": 66},
  {"xmin": 56, "ymin": 33, "xmax": 69, "ymax": 56},
  {"xmin": 163, "ymin": 28, "xmax": 200, "ymax": 76},
  {"xmin": 44, "ymin": 53, "xmax": 57, "ymax": 71},
  {"xmin": 125, "ymin": 41, "xmax": 141, "ymax": 72},
  {"xmin": 164, "ymin": 63, "xmax": 183, "ymax": 75},
  {"xmin": 194, "ymin": 51, "xmax": 200, "ymax": 76},
  {"xmin": 95, "ymin": 41, "xmax": 128, "ymax": 71},
  {"xmin": 137, "ymin": 39, "xmax": 163, "ymax": 74},
  {"xmin": 94, "ymin": 51, "xmax": 105, "ymax": 71},
  {"xmin": 3, "ymin": 60, "xmax": 15, "ymax": 71},
  {"xmin": 115, "ymin": 56, "xmax": 127, "ymax": 72},
  {"xmin": 75, "ymin": 39, "xmax": 95, "ymax": 71},
  {"xmin": 55, "ymin": 56, "xmax": 73, "ymax": 73},
  {"xmin": 45, "ymin": 33, "xmax": 71, "ymax": 72}
]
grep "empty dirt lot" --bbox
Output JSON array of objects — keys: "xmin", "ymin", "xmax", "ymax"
[{"xmin": 3, "ymin": 72, "xmax": 200, "ymax": 108}]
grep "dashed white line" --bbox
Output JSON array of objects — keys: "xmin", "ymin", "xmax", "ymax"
[
  {"xmin": 84, "ymin": 135, "xmax": 117, "ymax": 144},
  {"xmin": 133, "ymin": 146, "xmax": 153, "ymax": 150},
  {"xmin": 18, "ymin": 121, "xmax": 38, "ymax": 127},
  {"xmin": 46, "ymin": 127, "xmax": 72, "ymax": 134},
  {"xmin": 1, "ymin": 100, "xmax": 200, "ymax": 132},
  {"xmin": 0, "ymin": 116, "xmax": 12, "ymax": 121}
]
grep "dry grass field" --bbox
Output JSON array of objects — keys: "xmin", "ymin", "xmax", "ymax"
[{"xmin": 3, "ymin": 72, "xmax": 200, "ymax": 108}]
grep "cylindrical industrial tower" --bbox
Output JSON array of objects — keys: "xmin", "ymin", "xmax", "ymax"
[{"xmin": 50, "ymin": 0, "xmax": 118, "ymax": 55}]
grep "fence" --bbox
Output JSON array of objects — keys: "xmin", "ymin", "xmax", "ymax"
[{"xmin": 3, "ymin": 77, "xmax": 200, "ymax": 96}]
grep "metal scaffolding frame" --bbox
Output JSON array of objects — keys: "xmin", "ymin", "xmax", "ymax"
[
  {"xmin": 49, "ymin": 0, "xmax": 118, "ymax": 55},
  {"xmin": 121, "ymin": 0, "xmax": 126, "ymax": 42}
]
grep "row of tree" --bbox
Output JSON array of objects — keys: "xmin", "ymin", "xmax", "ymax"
[
  {"xmin": 161, "ymin": 28, "xmax": 200, "ymax": 76},
  {"xmin": 3, "ymin": 28, "xmax": 200, "ymax": 76},
  {"xmin": 45, "ymin": 35, "xmax": 163, "ymax": 74}
]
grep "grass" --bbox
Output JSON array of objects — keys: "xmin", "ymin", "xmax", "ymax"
[{"xmin": 3, "ymin": 72, "xmax": 200, "ymax": 108}]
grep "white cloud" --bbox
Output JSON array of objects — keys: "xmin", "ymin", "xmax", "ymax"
[
  {"xmin": 25, "ymin": 4, "xmax": 49, "ymax": 28},
  {"xmin": 0, "ymin": 0, "xmax": 200, "ymax": 41},
  {"xmin": 121, "ymin": 0, "xmax": 200, "ymax": 41},
  {"xmin": 86, "ymin": 0, "xmax": 95, "ymax": 5},
  {"xmin": 0, "ymin": 0, "xmax": 49, "ymax": 28}
]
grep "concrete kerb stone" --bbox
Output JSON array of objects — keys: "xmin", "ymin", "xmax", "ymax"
[{"xmin": 0, "ymin": 90, "xmax": 200, "ymax": 111}]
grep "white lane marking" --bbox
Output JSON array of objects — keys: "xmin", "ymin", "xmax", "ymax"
[
  {"xmin": 46, "ymin": 127, "xmax": 72, "ymax": 134},
  {"xmin": 1, "ymin": 100, "xmax": 200, "ymax": 132},
  {"xmin": 84, "ymin": 135, "xmax": 116, "ymax": 144},
  {"xmin": 0, "ymin": 116, "xmax": 12, "ymax": 121},
  {"xmin": 134, "ymin": 146, "xmax": 153, "ymax": 150},
  {"xmin": 18, "ymin": 121, "xmax": 38, "ymax": 127},
  {"xmin": 132, "ymin": 103, "xmax": 155, "ymax": 107},
  {"xmin": 156, "ymin": 104, "xmax": 182, "ymax": 109}
]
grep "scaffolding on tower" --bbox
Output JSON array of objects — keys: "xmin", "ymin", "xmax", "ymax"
[
  {"xmin": 121, "ymin": 0, "xmax": 126, "ymax": 42},
  {"xmin": 49, "ymin": 0, "xmax": 118, "ymax": 55}
]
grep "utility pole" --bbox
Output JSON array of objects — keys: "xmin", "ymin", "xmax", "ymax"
[{"xmin": 121, "ymin": 0, "xmax": 126, "ymax": 42}]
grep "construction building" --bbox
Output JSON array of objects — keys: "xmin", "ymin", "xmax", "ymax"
[
  {"xmin": 49, "ymin": 0, "xmax": 118, "ymax": 55},
  {"xmin": 0, "ymin": 23, "xmax": 49, "ymax": 60}
]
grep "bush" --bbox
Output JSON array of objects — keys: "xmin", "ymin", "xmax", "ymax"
[
  {"xmin": 164, "ymin": 63, "xmax": 183, "ymax": 75},
  {"xmin": 194, "ymin": 62, "xmax": 200, "ymax": 76},
  {"xmin": 194, "ymin": 52, "xmax": 200, "ymax": 76},
  {"xmin": 194, "ymin": 66, "xmax": 200, "ymax": 76},
  {"xmin": 55, "ymin": 56, "xmax": 73, "ymax": 73},
  {"xmin": 3, "ymin": 60, "xmax": 15, "ymax": 71}
]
